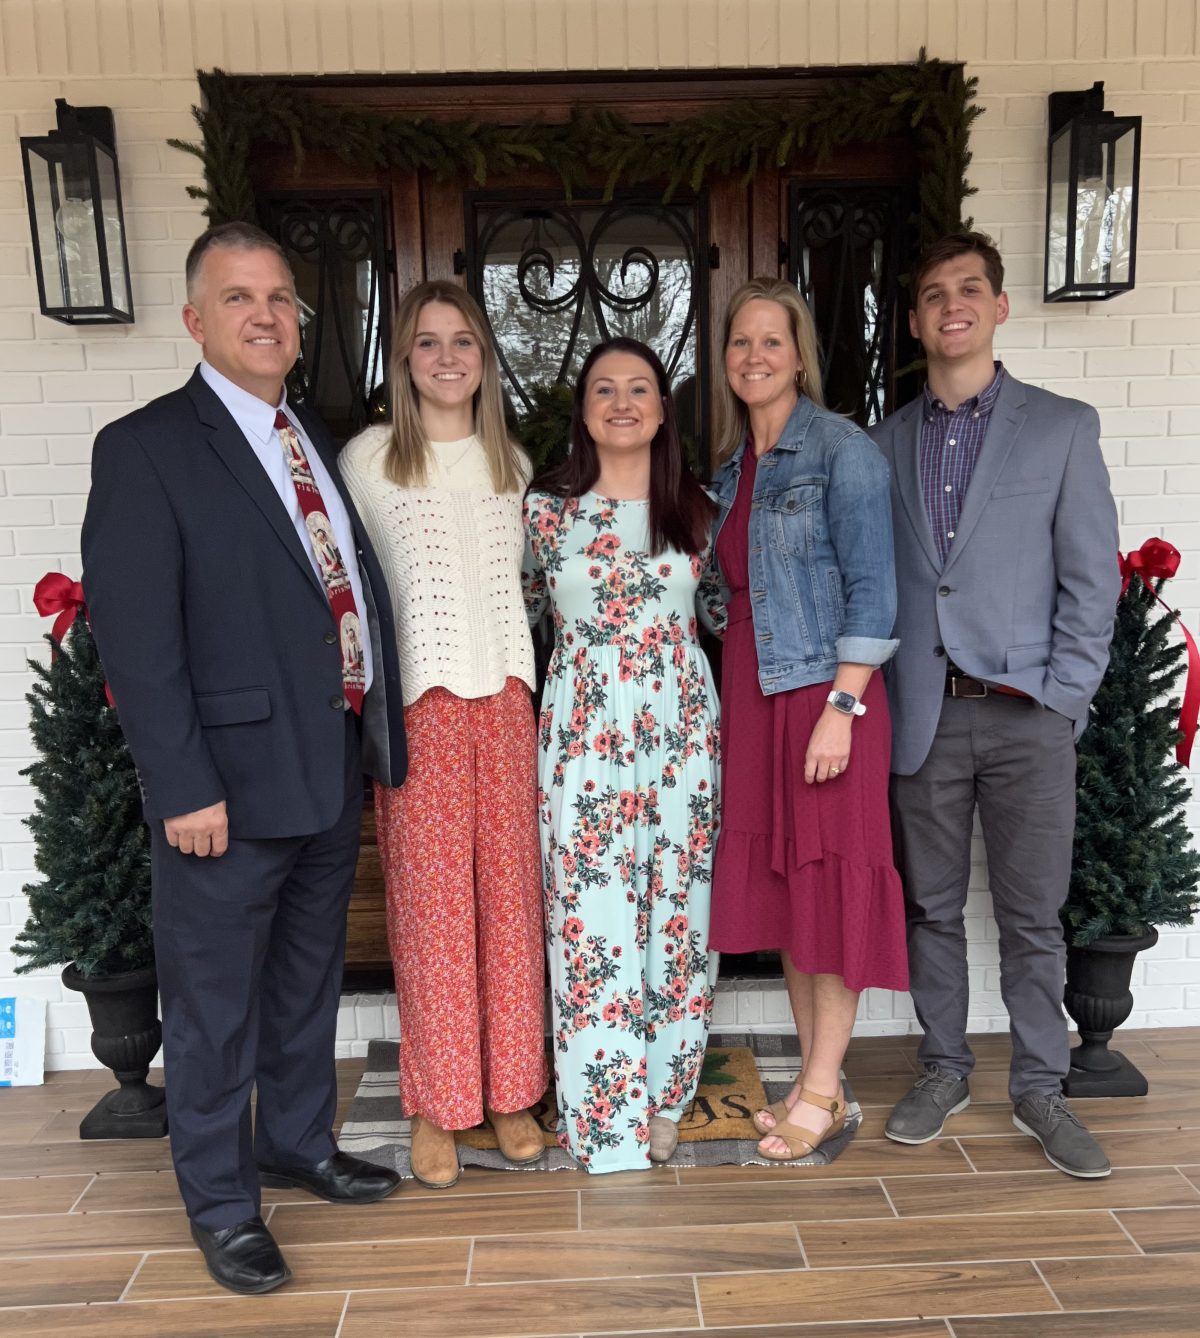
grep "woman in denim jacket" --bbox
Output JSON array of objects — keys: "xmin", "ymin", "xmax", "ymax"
[{"xmin": 709, "ymin": 278, "xmax": 909, "ymax": 1162}]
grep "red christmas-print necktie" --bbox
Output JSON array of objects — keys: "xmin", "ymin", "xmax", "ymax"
[{"xmin": 275, "ymin": 409, "xmax": 365, "ymax": 714}]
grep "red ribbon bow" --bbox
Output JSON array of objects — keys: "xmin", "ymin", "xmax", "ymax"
[
  {"xmin": 32, "ymin": 572, "xmax": 114, "ymax": 709},
  {"xmin": 1118, "ymin": 539, "xmax": 1197, "ymax": 768},
  {"xmin": 1119, "ymin": 536, "xmax": 1180, "ymax": 595},
  {"xmin": 33, "ymin": 572, "xmax": 89, "ymax": 645}
]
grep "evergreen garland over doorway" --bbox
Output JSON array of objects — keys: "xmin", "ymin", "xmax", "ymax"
[
  {"xmin": 170, "ymin": 52, "xmax": 980, "ymax": 249},
  {"xmin": 169, "ymin": 55, "xmax": 981, "ymax": 465}
]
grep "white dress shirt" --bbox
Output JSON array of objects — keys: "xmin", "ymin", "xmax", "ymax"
[{"xmin": 198, "ymin": 360, "xmax": 373, "ymax": 691}]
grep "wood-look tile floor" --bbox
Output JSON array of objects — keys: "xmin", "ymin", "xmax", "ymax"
[{"xmin": 2, "ymin": 1029, "xmax": 1199, "ymax": 1336}]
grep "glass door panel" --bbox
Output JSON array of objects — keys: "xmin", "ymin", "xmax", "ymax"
[
  {"xmin": 788, "ymin": 181, "xmax": 918, "ymax": 427},
  {"xmin": 262, "ymin": 192, "xmax": 390, "ymax": 442},
  {"xmin": 466, "ymin": 193, "xmax": 708, "ymax": 465}
]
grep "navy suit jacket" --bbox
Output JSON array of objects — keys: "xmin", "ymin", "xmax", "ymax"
[
  {"xmin": 870, "ymin": 373, "xmax": 1120, "ymax": 776},
  {"xmin": 82, "ymin": 368, "xmax": 406, "ymax": 839}
]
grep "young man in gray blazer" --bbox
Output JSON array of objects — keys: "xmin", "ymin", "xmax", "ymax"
[{"xmin": 870, "ymin": 232, "xmax": 1120, "ymax": 1178}]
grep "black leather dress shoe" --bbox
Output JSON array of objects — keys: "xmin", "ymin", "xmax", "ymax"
[
  {"xmin": 190, "ymin": 1215, "xmax": 291, "ymax": 1295},
  {"xmin": 258, "ymin": 1150, "xmax": 401, "ymax": 1203}
]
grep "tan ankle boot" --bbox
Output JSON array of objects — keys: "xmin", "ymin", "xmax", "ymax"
[
  {"xmin": 410, "ymin": 1115, "xmax": 460, "ymax": 1188},
  {"xmin": 485, "ymin": 1107, "xmax": 544, "ymax": 1164}
]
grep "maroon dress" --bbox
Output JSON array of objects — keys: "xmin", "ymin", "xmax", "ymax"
[{"xmin": 710, "ymin": 447, "xmax": 909, "ymax": 992}]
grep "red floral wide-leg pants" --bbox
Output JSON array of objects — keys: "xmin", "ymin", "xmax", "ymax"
[{"xmin": 374, "ymin": 677, "xmax": 548, "ymax": 1129}]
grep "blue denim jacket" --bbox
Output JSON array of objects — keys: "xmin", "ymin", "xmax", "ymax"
[{"xmin": 710, "ymin": 396, "xmax": 899, "ymax": 694}]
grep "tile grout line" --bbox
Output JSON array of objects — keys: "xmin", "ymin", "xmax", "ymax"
[
  {"xmin": 1109, "ymin": 1207, "xmax": 1147, "ymax": 1254},
  {"xmin": 461, "ymin": 1245, "xmax": 1200, "ymax": 1286},
  {"xmin": 0, "ymin": 1169, "xmax": 170, "ymax": 1182},
  {"xmin": 691, "ymin": 1271, "xmax": 704, "ymax": 1328},
  {"xmin": 877, "ymin": 1176, "xmax": 901, "ymax": 1218},
  {"xmin": 1030, "ymin": 1258, "xmax": 1066, "ymax": 1311},
  {"xmin": 115, "ymin": 1250, "xmax": 149, "ymax": 1303},
  {"xmin": 464, "ymin": 1235, "xmax": 476, "ymax": 1284},
  {"xmin": 332, "ymin": 1290, "xmax": 351, "ymax": 1338},
  {"xmin": 65, "ymin": 1174, "xmax": 98, "ymax": 1213},
  {"xmin": 1171, "ymin": 1165, "xmax": 1200, "ymax": 1194},
  {"xmin": 577, "ymin": 1189, "xmax": 582, "ymax": 1231},
  {"xmin": 791, "ymin": 1221, "xmax": 810, "ymax": 1269},
  {"xmin": 953, "ymin": 1137, "xmax": 981, "ymax": 1173}
]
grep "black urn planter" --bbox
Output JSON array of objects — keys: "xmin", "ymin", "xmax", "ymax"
[
  {"xmin": 1062, "ymin": 928, "xmax": 1158, "ymax": 1098},
  {"xmin": 61, "ymin": 963, "xmax": 168, "ymax": 1139}
]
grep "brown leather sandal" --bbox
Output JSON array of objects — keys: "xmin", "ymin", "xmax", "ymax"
[
  {"xmin": 410, "ymin": 1114, "xmax": 461, "ymax": 1188},
  {"xmin": 756, "ymin": 1088, "xmax": 846, "ymax": 1162},
  {"xmin": 751, "ymin": 1069, "xmax": 805, "ymax": 1136},
  {"xmin": 751, "ymin": 1098, "xmax": 793, "ymax": 1137}
]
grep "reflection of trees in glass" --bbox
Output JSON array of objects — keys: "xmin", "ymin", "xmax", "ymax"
[
  {"xmin": 1074, "ymin": 183, "xmax": 1134, "ymax": 281},
  {"xmin": 484, "ymin": 256, "xmax": 695, "ymax": 392},
  {"xmin": 474, "ymin": 203, "xmax": 699, "ymax": 443}
]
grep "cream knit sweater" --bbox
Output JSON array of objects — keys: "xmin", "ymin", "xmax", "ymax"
[{"xmin": 339, "ymin": 426, "xmax": 535, "ymax": 707}]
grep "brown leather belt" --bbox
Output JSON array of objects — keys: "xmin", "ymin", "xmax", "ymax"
[{"xmin": 945, "ymin": 669, "xmax": 1031, "ymax": 700}]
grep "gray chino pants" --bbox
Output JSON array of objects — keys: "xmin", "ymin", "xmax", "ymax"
[{"xmin": 889, "ymin": 693, "xmax": 1077, "ymax": 1102}]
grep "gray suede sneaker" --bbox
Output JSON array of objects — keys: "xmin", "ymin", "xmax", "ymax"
[
  {"xmin": 1012, "ymin": 1092, "xmax": 1111, "ymax": 1178},
  {"xmin": 884, "ymin": 1065, "xmax": 971, "ymax": 1144}
]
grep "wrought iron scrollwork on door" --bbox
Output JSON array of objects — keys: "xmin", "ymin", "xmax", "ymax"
[
  {"xmin": 467, "ymin": 196, "xmax": 705, "ymax": 452},
  {"xmin": 261, "ymin": 193, "xmax": 390, "ymax": 442},
  {"xmin": 789, "ymin": 183, "xmax": 916, "ymax": 427}
]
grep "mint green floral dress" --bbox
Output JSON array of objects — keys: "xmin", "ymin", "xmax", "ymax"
[{"xmin": 522, "ymin": 490, "xmax": 725, "ymax": 1173}]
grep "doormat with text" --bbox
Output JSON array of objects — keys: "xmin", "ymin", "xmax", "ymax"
[{"xmin": 338, "ymin": 1032, "xmax": 861, "ymax": 1174}]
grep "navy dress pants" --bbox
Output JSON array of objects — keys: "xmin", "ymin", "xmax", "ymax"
[{"xmin": 150, "ymin": 715, "xmax": 363, "ymax": 1231}]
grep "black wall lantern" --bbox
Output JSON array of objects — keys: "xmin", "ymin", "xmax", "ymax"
[
  {"xmin": 1045, "ymin": 82, "xmax": 1141, "ymax": 303},
  {"xmin": 20, "ymin": 99, "xmax": 134, "ymax": 324}
]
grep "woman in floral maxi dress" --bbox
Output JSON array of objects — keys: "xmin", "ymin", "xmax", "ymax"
[{"xmin": 523, "ymin": 338, "xmax": 725, "ymax": 1173}]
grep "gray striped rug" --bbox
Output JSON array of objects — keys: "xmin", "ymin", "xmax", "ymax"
[{"xmin": 338, "ymin": 1032, "xmax": 862, "ymax": 1177}]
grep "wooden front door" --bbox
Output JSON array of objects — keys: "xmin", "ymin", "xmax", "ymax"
[{"xmin": 247, "ymin": 71, "xmax": 921, "ymax": 979}]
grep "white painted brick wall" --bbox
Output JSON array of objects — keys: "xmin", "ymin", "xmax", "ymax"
[{"xmin": 0, "ymin": 1, "xmax": 1196, "ymax": 1069}]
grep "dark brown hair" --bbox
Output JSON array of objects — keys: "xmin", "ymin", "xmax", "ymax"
[
  {"xmin": 184, "ymin": 222, "xmax": 293, "ymax": 299},
  {"xmin": 535, "ymin": 338, "xmax": 715, "ymax": 557},
  {"xmin": 910, "ymin": 231, "xmax": 1005, "ymax": 301}
]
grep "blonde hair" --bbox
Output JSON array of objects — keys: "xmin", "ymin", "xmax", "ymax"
[
  {"xmin": 384, "ymin": 281, "xmax": 524, "ymax": 493},
  {"xmin": 713, "ymin": 278, "xmax": 826, "ymax": 466}
]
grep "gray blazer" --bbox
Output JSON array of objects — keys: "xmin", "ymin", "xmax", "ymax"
[{"xmin": 870, "ymin": 372, "xmax": 1120, "ymax": 776}]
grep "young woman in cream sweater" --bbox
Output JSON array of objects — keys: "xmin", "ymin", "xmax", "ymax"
[{"xmin": 340, "ymin": 282, "xmax": 546, "ymax": 1187}]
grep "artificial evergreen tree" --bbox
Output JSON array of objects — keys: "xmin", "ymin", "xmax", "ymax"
[
  {"xmin": 13, "ymin": 610, "xmax": 152, "ymax": 978},
  {"xmin": 1066, "ymin": 570, "xmax": 1200, "ymax": 947}
]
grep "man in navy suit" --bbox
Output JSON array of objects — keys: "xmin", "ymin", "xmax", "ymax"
[{"xmin": 82, "ymin": 223, "xmax": 407, "ymax": 1293}]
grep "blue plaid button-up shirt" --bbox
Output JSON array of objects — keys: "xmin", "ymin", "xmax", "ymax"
[{"xmin": 920, "ymin": 362, "xmax": 1005, "ymax": 564}]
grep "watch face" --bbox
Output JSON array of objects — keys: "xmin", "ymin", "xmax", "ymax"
[{"xmin": 831, "ymin": 691, "xmax": 856, "ymax": 712}]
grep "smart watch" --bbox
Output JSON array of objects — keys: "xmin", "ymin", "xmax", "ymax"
[{"xmin": 827, "ymin": 689, "xmax": 867, "ymax": 717}]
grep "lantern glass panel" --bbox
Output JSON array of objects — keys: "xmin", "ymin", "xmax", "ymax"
[
  {"xmin": 1108, "ymin": 128, "xmax": 1136, "ymax": 285},
  {"xmin": 29, "ymin": 156, "xmax": 66, "ymax": 310},
  {"xmin": 1047, "ymin": 129, "xmax": 1071, "ymax": 295},
  {"xmin": 45, "ymin": 141, "xmax": 106, "ymax": 311},
  {"xmin": 1074, "ymin": 123, "xmax": 1135, "ymax": 290},
  {"xmin": 95, "ymin": 149, "xmax": 130, "ymax": 316}
]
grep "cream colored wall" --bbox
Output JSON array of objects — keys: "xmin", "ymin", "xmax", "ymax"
[{"xmin": 1, "ymin": 0, "xmax": 1198, "ymax": 1066}]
